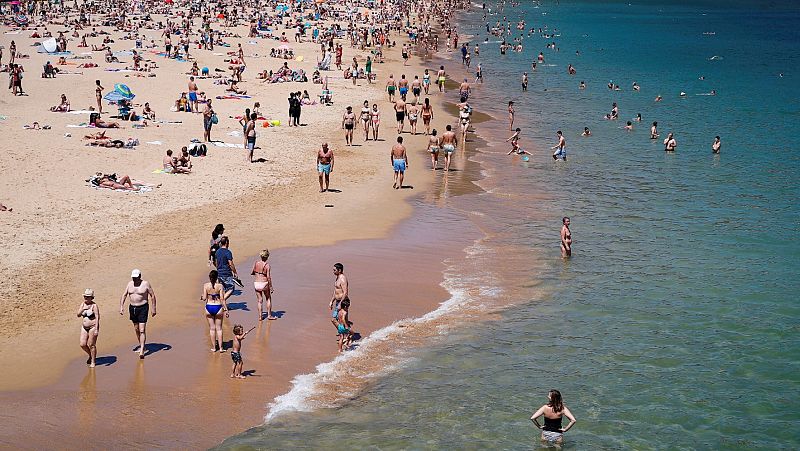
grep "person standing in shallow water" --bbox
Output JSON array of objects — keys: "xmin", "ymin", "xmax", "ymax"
[
  {"xmin": 530, "ymin": 389, "xmax": 577, "ymax": 445},
  {"xmin": 560, "ymin": 217, "xmax": 572, "ymax": 258},
  {"xmin": 78, "ymin": 288, "xmax": 100, "ymax": 367}
]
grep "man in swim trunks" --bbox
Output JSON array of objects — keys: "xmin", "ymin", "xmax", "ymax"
[
  {"xmin": 329, "ymin": 263, "xmax": 349, "ymax": 331},
  {"xmin": 437, "ymin": 66, "xmax": 446, "ymax": 93},
  {"xmin": 317, "ymin": 142, "xmax": 334, "ymax": 192},
  {"xmin": 394, "ymin": 97, "xmax": 406, "ymax": 134},
  {"xmin": 551, "ymin": 130, "xmax": 566, "ymax": 161},
  {"xmin": 386, "ymin": 74, "xmax": 396, "ymax": 102},
  {"xmin": 398, "ymin": 74, "xmax": 409, "ymax": 101},
  {"xmin": 441, "ymin": 125, "xmax": 458, "ymax": 172},
  {"xmin": 411, "ymin": 75, "xmax": 422, "ymax": 104},
  {"xmin": 215, "ymin": 236, "xmax": 239, "ymax": 298},
  {"xmin": 119, "ymin": 269, "xmax": 157, "ymax": 359},
  {"xmin": 391, "ymin": 136, "xmax": 408, "ymax": 189},
  {"xmin": 188, "ymin": 76, "xmax": 199, "ymax": 113}
]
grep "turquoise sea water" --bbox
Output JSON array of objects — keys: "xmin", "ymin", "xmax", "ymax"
[{"xmin": 220, "ymin": 1, "xmax": 800, "ymax": 449}]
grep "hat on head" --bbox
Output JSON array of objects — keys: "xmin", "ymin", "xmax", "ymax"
[
  {"xmin": 131, "ymin": 269, "xmax": 142, "ymax": 278},
  {"xmin": 83, "ymin": 288, "xmax": 95, "ymax": 298}
]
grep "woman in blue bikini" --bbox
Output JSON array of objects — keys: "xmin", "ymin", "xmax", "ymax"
[{"xmin": 202, "ymin": 270, "xmax": 229, "ymax": 352}]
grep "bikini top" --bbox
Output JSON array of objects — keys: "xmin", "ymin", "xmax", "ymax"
[{"xmin": 82, "ymin": 307, "xmax": 96, "ymax": 320}]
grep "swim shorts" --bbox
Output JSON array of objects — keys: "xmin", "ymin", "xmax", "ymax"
[
  {"xmin": 129, "ymin": 303, "xmax": 149, "ymax": 324},
  {"xmin": 393, "ymin": 159, "xmax": 406, "ymax": 172},
  {"xmin": 443, "ymin": 144, "xmax": 455, "ymax": 154},
  {"xmin": 395, "ymin": 111, "xmax": 405, "ymax": 121},
  {"xmin": 399, "ymin": 87, "xmax": 408, "ymax": 95},
  {"xmin": 188, "ymin": 92, "xmax": 197, "ymax": 102},
  {"xmin": 412, "ymin": 88, "xmax": 420, "ymax": 96},
  {"xmin": 337, "ymin": 324, "xmax": 350, "ymax": 335},
  {"xmin": 331, "ymin": 301, "xmax": 340, "ymax": 319},
  {"xmin": 345, "ymin": 123, "xmax": 354, "ymax": 130},
  {"xmin": 218, "ymin": 275, "xmax": 235, "ymax": 293},
  {"xmin": 231, "ymin": 351, "xmax": 242, "ymax": 363},
  {"xmin": 388, "ymin": 86, "xmax": 396, "ymax": 93},
  {"xmin": 203, "ymin": 117, "xmax": 213, "ymax": 131},
  {"xmin": 247, "ymin": 136, "xmax": 256, "ymax": 150},
  {"xmin": 553, "ymin": 148, "xmax": 566, "ymax": 159},
  {"xmin": 318, "ymin": 163, "xmax": 331, "ymax": 174}
]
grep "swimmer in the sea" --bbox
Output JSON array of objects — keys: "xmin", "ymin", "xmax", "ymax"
[
  {"xmin": 712, "ymin": 136, "xmax": 721, "ymax": 153},
  {"xmin": 624, "ymin": 121, "xmax": 633, "ymax": 131},
  {"xmin": 635, "ymin": 113, "xmax": 642, "ymax": 122},
  {"xmin": 581, "ymin": 127, "xmax": 591, "ymax": 136},
  {"xmin": 650, "ymin": 121, "xmax": 659, "ymax": 139},
  {"xmin": 632, "ymin": 81, "xmax": 640, "ymax": 91},
  {"xmin": 655, "ymin": 95, "xmax": 663, "ymax": 102},
  {"xmin": 664, "ymin": 132, "xmax": 677, "ymax": 151},
  {"xmin": 579, "ymin": 80, "xmax": 586, "ymax": 90}
]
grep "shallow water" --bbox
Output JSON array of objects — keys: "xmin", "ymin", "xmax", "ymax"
[{"xmin": 219, "ymin": 1, "xmax": 800, "ymax": 449}]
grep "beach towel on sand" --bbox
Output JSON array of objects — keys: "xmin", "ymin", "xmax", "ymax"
[{"xmin": 212, "ymin": 142, "xmax": 245, "ymax": 149}]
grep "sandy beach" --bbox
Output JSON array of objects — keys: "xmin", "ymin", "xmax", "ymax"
[{"xmin": 1, "ymin": 1, "xmax": 484, "ymax": 447}]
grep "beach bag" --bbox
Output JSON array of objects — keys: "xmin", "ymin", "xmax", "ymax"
[{"xmin": 211, "ymin": 113, "xmax": 219, "ymax": 124}]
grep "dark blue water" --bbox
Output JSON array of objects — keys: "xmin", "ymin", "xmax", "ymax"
[{"xmin": 219, "ymin": 1, "xmax": 800, "ymax": 449}]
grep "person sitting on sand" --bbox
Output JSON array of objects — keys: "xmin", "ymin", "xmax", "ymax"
[
  {"xmin": 42, "ymin": 61, "xmax": 58, "ymax": 78},
  {"xmin": 226, "ymin": 80, "xmax": 247, "ymax": 95},
  {"xmin": 178, "ymin": 147, "xmax": 192, "ymax": 170},
  {"xmin": 142, "ymin": 102, "xmax": 155, "ymax": 120},
  {"xmin": 175, "ymin": 93, "xmax": 189, "ymax": 112},
  {"xmin": 50, "ymin": 93, "xmax": 71, "ymax": 112},
  {"xmin": 163, "ymin": 150, "xmax": 191, "ymax": 173}
]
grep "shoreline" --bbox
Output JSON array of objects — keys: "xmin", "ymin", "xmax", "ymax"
[{"xmin": 0, "ymin": 8, "xmax": 493, "ymax": 448}]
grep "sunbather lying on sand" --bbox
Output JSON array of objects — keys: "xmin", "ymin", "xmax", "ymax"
[{"xmin": 88, "ymin": 173, "xmax": 160, "ymax": 191}]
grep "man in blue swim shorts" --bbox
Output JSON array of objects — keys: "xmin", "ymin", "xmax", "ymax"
[
  {"xmin": 391, "ymin": 135, "xmax": 408, "ymax": 189},
  {"xmin": 316, "ymin": 142, "xmax": 334, "ymax": 192},
  {"xmin": 188, "ymin": 76, "xmax": 199, "ymax": 112}
]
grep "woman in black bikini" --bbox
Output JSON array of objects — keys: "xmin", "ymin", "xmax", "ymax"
[
  {"xmin": 77, "ymin": 288, "xmax": 100, "ymax": 367},
  {"xmin": 530, "ymin": 389, "xmax": 577, "ymax": 444}
]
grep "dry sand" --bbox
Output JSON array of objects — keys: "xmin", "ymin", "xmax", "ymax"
[{"xmin": 0, "ymin": 11, "xmax": 482, "ymax": 449}]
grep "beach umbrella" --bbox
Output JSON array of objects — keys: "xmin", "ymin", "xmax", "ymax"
[
  {"xmin": 103, "ymin": 90, "xmax": 135, "ymax": 102},
  {"xmin": 13, "ymin": 13, "xmax": 28, "ymax": 25},
  {"xmin": 108, "ymin": 83, "xmax": 135, "ymax": 100},
  {"xmin": 41, "ymin": 37, "xmax": 57, "ymax": 53}
]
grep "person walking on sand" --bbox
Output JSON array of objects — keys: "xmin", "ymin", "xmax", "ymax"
[
  {"xmin": 386, "ymin": 74, "xmax": 397, "ymax": 102},
  {"xmin": 560, "ymin": 217, "xmax": 572, "ymax": 258},
  {"xmin": 215, "ymin": 236, "xmax": 239, "ymax": 299},
  {"xmin": 203, "ymin": 99, "xmax": 215, "ymax": 142},
  {"xmin": 370, "ymin": 103, "xmax": 381, "ymax": 141},
  {"xmin": 441, "ymin": 125, "xmax": 458, "ymax": 172},
  {"xmin": 252, "ymin": 249, "xmax": 275, "ymax": 320},
  {"xmin": 78, "ymin": 288, "xmax": 100, "ymax": 367},
  {"xmin": 391, "ymin": 136, "xmax": 408, "ymax": 189},
  {"xmin": 119, "ymin": 269, "xmax": 157, "ymax": 359},
  {"xmin": 421, "ymin": 98, "xmax": 433, "ymax": 135},
  {"xmin": 202, "ymin": 270, "xmax": 229, "ymax": 352},
  {"xmin": 317, "ymin": 142, "xmax": 334, "ymax": 192},
  {"xmin": 394, "ymin": 97, "xmax": 406, "ymax": 134},
  {"xmin": 552, "ymin": 130, "xmax": 566, "ymax": 161},
  {"xmin": 530, "ymin": 389, "xmax": 577, "ymax": 445},
  {"xmin": 95, "ymin": 80, "xmax": 104, "ymax": 113},
  {"xmin": 329, "ymin": 263, "xmax": 349, "ymax": 332},
  {"xmin": 427, "ymin": 129, "xmax": 441, "ymax": 171},
  {"xmin": 437, "ymin": 66, "xmax": 446, "ymax": 93},
  {"xmin": 342, "ymin": 106, "xmax": 356, "ymax": 146}
]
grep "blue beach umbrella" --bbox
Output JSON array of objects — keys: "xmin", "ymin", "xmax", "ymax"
[{"xmin": 114, "ymin": 83, "xmax": 134, "ymax": 99}]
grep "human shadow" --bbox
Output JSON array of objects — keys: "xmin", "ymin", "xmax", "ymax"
[
  {"xmin": 222, "ymin": 340, "xmax": 233, "ymax": 351},
  {"xmin": 143, "ymin": 343, "xmax": 172, "ymax": 357},
  {"xmin": 326, "ymin": 188, "xmax": 342, "ymax": 193},
  {"xmin": 242, "ymin": 370, "xmax": 259, "ymax": 377},
  {"xmin": 94, "ymin": 355, "xmax": 117, "ymax": 366},
  {"xmin": 399, "ymin": 185, "xmax": 414, "ymax": 189},
  {"xmin": 252, "ymin": 158, "xmax": 267, "ymax": 163}
]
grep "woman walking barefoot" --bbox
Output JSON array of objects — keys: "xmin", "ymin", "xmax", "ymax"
[
  {"xmin": 78, "ymin": 289, "xmax": 100, "ymax": 367},
  {"xmin": 421, "ymin": 97, "xmax": 433, "ymax": 135},
  {"xmin": 202, "ymin": 270, "xmax": 229, "ymax": 352},
  {"xmin": 360, "ymin": 100, "xmax": 371, "ymax": 141},
  {"xmin": 530, "ymin": 389, "xmax": 577, "ymax": 445},
  {"xmin": 252, "ymin": 249, "xmax": 276, "ymax": 320},
  {"xmin": 370, "ymin": 104, "xmax": 381, "ymax": 141}
]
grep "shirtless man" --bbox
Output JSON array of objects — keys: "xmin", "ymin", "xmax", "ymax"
[
  {"xmin": 329, "ymin": 263, "xmax": 349, "ymax": 331},
  {"xmin": 459, "ymin": 78, "xmax": 471, "ymax": 102},
  {"xmin": 386, "ymin": 74, "xmax": 397, "ymax": 102},
  {"xmin": 188, "ymin": 76, "xmax": 199, "ymax": 113},
  {"xmin": 119, "ymin": 269, "xmax": 157, "ymax": 359},
  {"xmin": 551, "ymin": 130, "xmax": 566, "ymax": 161},
  {"xmin": 342, "ymin": 106, "xmax": 356, "ymax": 146},
  {"xmin": 398, "ymin": 74, "xmax": 409, "ymax": 101},
  {"xmin": 317, "ymin": 142, "xmax": 334, "ymax": 192},
  {"xmin": 411, "ymin": 75, "xmax": 422, "ymax": 104},
  {"xmin": 522, "ymin": 72, "xmax": 528, "ymax": 91},
  {"xmin": 391, "ymin": 136, "xmax": 408, "ymax": 189},
  {"xmin": 560, "ymin": 217, "xmax": 572, "ymax": 258},
  {"xmin": 437, "ymin": 66, "xmax": 446, "ymax": 93},
  {"xmin": 394, "ymin": 97, "xmax": 406, "ymax": 134},
  {"xmin": 441, "ymin": 124, "xmax": 458, "ymax": 172},
  {"xmin": 664, "ymin": 132, "xmax": 677, "ymax": 152}
]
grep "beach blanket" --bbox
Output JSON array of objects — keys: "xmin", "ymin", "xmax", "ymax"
[
  {"xmin": 88, "ymin": 183, "xmax": 153, "ymax": 193},
  {"xmin": 146, "ymin": 141, "xmax": 163, "ymax": 145},
  {"xmin": 105, "ymin": 68, "xmax": 135, "ymax": 72},
  {"xmin": 67, "ymin": 123, "xmax": 92, "ymax": 128},
  {"xmin": 66, "ymin": 110, "xmax": 96, "ymax": 115},
  {"xmin": 215, "ymin": 95, "xmax": 251, "ymax": 100},
  {"xmin": 212, "ymin": 141, "xmax": 245, "ymax": 149}
]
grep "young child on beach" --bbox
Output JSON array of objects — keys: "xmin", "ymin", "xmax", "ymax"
[
  {"xmin": 230, "ymin": 324, "xmax": 255, "ymax": 379},
  {"xmin": 337, "ymin": 299, "xmax": 353, "ymax": 353}
]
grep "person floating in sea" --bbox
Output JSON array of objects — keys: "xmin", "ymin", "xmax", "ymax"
[
  {"xmin": 119, "ymin": 269, "xmax": 157, "ymax": 359},
  {"xmin": 78, "ymin": 288, "xmax": 99, "ymax": 367},
  {"xmin": 551, "ymin": 130, "xmax": 566, "ymax": 161},
  {"xmin": 530, "ymin": 389, "xmax": 577, "ymax": 444},
  {"xmin": 230, "ymin": 324, "xmax": 255, "ymax": 379},
  {"xmin": 712, "ymin": 136, "xmax": 721, "ymax": 153}
]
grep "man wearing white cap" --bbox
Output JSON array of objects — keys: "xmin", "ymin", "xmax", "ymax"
[{"xmin": 119, "ymin": 269, "xmax": 157, "ymax": 359}]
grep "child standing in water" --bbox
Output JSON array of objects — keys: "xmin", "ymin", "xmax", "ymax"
[
  {"xmin": 230, "ymin": 324, "xmax": 255, "ymax": 379},
  {"xmin": 337, "ymin": 298, "xmax": 353, "ymax": 353}
]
